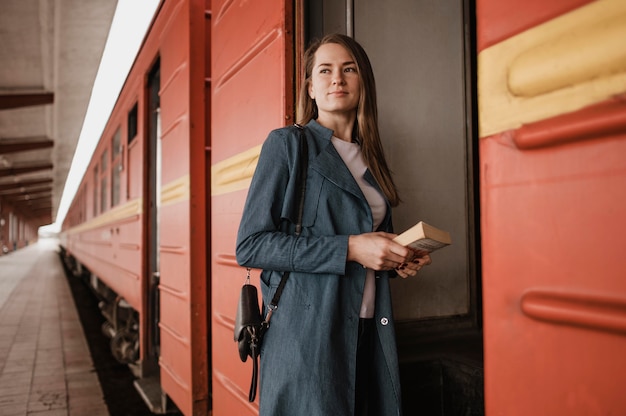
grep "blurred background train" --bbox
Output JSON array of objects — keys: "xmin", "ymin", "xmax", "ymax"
[{"xmin": 55, "ymin": 0, "xmax": 626, "ymax": 414}]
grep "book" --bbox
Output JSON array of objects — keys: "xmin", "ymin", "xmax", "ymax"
[{"xmin": 393, "ymin": 221, "xmax": 452, "ymax": 254}]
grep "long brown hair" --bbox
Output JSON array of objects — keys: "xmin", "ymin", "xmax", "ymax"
[{"xmin": 297, "ymin": 34, "xmax": 400, "ymax": 206}]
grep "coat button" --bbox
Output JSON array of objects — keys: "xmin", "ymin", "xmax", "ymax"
[{"xmin": 380, "ymin": 317, "xmax": 389, "ymax": 326}]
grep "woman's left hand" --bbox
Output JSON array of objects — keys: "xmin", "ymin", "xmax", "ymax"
[{"xmin": 395, "ymin": 252, "xmax": 432, "ymax": 279}]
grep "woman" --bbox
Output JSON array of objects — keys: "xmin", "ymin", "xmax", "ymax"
[{"xmin": 236, "ymin": 33, "xmax": 431, "ymax": 416}]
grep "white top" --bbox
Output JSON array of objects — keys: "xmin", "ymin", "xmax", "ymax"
[{"xmin": 331, "ymin": 136, "xmax": 387, "ymax": 318}]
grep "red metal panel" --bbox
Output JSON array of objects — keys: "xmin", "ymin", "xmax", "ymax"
[
  {"xmin": 210, "ymin": 0, "xmax": 292, "ymax": 414},
  {"xmin": 156, "ymin": 0, "xmax": 210, "ymax": 414},
  {"xmin": 187, "ymin": 0, "xmax": 211, "ymax": 408},
  {"xmin": 67, "ymin": 220, "xmax": 142, "ymax": 310},
  {"xmin": 480, "ymin": 91, "xmax": 626, "ymax": 413},
  {"xmin": 211, "ymin": 0, "xmax": 292, "ymax": 161},
  {"xmin": 477, "ymin": 0, "xmax": 626, "ymax": 416},
  {"xmin": 476, "ymin": 0, "xmax": 593, "ymax": 51},
  {"xmin": 157, "ymin": 10, "xmax": 194, "ymax": 412}
]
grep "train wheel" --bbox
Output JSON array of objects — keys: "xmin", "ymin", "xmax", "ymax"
[{"xmin": 110, "ymin": 329, "xmax": 139, "ymax": 364}]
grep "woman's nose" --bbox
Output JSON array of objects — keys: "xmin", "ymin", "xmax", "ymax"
[{"xmin": 332, "ymin": 72, "xmax": 345, "ymax": 85}]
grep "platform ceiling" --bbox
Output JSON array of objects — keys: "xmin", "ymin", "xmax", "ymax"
[{"xmin": 0, "ymin": 0, "xmax": 117, "ymax": 226}]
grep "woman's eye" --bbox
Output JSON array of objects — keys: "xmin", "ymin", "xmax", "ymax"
[{"xmin": 344, "ymin": 67, "xmax": 357, "ymax": 73}]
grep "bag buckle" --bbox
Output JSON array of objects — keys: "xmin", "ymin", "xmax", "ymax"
[{"xmin": 264, "ymin": 304, "xmax": 278, "ymax": 328}]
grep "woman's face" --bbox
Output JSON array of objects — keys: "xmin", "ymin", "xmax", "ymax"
[{"xmin": 308, "ymin": 42, "xmax": 361, "ymax": 120}]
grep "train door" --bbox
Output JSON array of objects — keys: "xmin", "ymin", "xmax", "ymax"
[
  {"xmin": 477, "ymin": 0, "xmax": 626, "ymax": 414},
  {"xmin": 135, "ymin": 59, "xmax": 167, "ymax": 412},
  {"xmin": 210, "ymin": 0, "xmax": 294, "ymax": 414},
  {"xmin": 148, "ymin": 62, "xmax": 162, "ymax": 370},
  {"xmin": 141, "ymin": 1, "xmax": 211, "ymax": 414},
  {"xmin": 307, "ymin": 1, "xmax": 483, "ymax": 413},
  {"xmin": 149, "ymin": 63, "xmax": 162, "ymax": 365}
]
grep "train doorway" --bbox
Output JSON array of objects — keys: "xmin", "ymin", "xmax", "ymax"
[
  {"xmin": 148, "ymin": 60, "xmax": 162, "ymax": 368},
  {"xmin": 136, "ymin": 59, "xmax": 166, "ymax": 410},
  {"xmin": 306, "ymin": 0, "xmax": 483, "ymax": 413}
]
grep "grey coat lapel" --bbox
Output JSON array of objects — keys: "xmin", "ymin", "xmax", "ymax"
[{"xmin": 310, "ymin": 140, "xmax": 366, "ymax": 201}]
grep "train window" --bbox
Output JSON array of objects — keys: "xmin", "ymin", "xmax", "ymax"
[
  {"xmin": 112, "ymin": 129, "xmax": 122, "ymax": 207},
  {"xmin": 113, "ymin": 128, "xmax": 122, "ymax": 158},
  {"xmin": 100, "ymin": 149, "xmax": 108, "ymax": 213},
  {"xmin": 101, "ymin": 176, "xmax": 108, "ymax": 213},
  {"xmin": 93, "ymin": 165, "xmax": 99, "ymax": 217},
  {"xmin": 128, "ymin": 103, "xmax": 138, "ymax": 143},
  {"xmin": 101, "ymin": 148, "xmax": 108, "ymax": 172}
]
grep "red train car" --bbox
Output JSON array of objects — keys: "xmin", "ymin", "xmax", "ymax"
[
  {"xmin": 59, "ymin": 0, "xmax": 626, "ymax": 415},
  {"xmin": 60, "ymin": 0, "xmax": 210, "ymax": 413}
]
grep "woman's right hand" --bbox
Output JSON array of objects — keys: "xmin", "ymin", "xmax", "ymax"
[{"xmin": 347, "ymin": 232, "xmax": 414, "ymax": 271}]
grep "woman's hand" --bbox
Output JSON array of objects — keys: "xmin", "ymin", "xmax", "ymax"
[
  {"xmin": 348, "ymin": 232, "xmax": 432, "ymax": 278},
  {"xmin": 395, "ymin": 251, "xmax": 432, "ymax": 279},
  {"xmin": 347, "ymin": 232, "xmax": 432, "ymax": 276}
]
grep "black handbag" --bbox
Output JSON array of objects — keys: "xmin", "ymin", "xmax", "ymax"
[{"xmin": 234, "ymin": 123, "xmax": 308, "ymax": 402}]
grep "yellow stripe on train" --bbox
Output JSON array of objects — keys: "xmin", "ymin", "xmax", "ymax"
[{"xmin": 478, "ymin": 0, "xmax": 626, "ymax": 138}]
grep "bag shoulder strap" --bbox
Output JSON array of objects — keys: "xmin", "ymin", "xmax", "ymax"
[
  {"xmin": 263, "ymin": 123, "xmax": 308, "ymax": 325},
  {"xmin": 292, "ymin": 123, "xmax": 308, "ymax": 235}
]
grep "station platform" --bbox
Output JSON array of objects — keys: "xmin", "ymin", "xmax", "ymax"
[{"xmin": 0, "ymin": 239, "xmax": 109, "ymax": 416}]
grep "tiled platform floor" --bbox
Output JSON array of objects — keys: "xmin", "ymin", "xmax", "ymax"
[{"xmin": 0, "ymin": 239, "xmax": 109, "ymax": 416}]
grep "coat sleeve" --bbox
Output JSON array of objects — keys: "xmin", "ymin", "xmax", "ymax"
[{"xmin": 236, "ymin": 128, "xmax": 349, "ymax": 275}]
